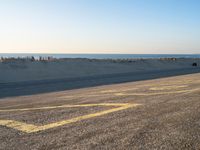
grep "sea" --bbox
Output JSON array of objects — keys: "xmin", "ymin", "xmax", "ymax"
[{"xmin": 0, "ymin": 54, "xmax": 200, "ymax": 59}]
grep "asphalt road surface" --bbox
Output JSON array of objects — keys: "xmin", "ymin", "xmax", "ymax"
[
  {"xmin": 0, "ymin": 73, "xmax": 200, "ymax": 149},
  {"xmin": 0, "ymin": 67, "xmax": 200, "ymax": 98}
]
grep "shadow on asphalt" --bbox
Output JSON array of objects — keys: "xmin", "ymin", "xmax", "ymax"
[{"xmin": 0, "ymin": 67, "xmax": 199, "ymax": 99}]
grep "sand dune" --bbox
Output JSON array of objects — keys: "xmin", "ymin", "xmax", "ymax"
[{"xmin": 0, "ymin": 58, "xmax": 199, "ymax": 83}]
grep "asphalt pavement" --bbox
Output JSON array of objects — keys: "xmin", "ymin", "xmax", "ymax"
[{"xmin": 0, "ymin": 73, "xmax": 200, "ymax": 149}]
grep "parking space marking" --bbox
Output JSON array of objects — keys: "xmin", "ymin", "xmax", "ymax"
[
  {"xmin": 59, "ymin": 87, "xmax": 199, "ymax": 99},
  {"xmin": 114, "ymin": 88, "xmax": 200, "ymax": 96},
  {"xmin": 0, "ymin": 103, "xmax": 140, "ymax": 133},
  {"xmin": 149, "ymin": 85, "xmax": 188, "ymax": 91}
]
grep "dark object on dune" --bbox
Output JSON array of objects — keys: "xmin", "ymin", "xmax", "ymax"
[{"xmin": 192, "ymin": 63, "xmax": 197, "ymax": 66}]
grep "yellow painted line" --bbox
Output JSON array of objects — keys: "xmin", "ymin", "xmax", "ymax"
[
  {"xmin": 59, "ymin": 88, "xmax": 139, "ymax": 99},
  {"xmin": 99, "ymin": 88, "xmax": 138, "ymax": 93},
  {"xmin": 99, "ymin": 90, "xmax": 117, "ymax": 93},
  {"xmin": 60, "ymin": 88, "xmax": 199, "ymax": 99},
  {"xmin": 149, "ymin": 85, "xmax": 188, "ymax": 91},
  {"xmin": 59, "ymin": 94, "xmax": 106, "ymax": 99},
  {"xmin": 0, "ymin": 103, "xmax": 140, "ymax": 133},
  {"xmin": 0, "ymin": 120, "xmax": 39, "ymax": 133},
  {"xmin": 0, "ymin": 103, "xmax": 128, "ymax": 112},
  {"xmin": 58, "ymin": 78, "xmax": 199, "ymax": 99},
  {"xmin": 114, "ymin": 88, "xmax": 200, "ymax": 96}
]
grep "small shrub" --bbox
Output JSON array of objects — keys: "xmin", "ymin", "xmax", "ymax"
[{"xmin": 192, "ymin": 63, "xmax": 197, "ymax": 66}]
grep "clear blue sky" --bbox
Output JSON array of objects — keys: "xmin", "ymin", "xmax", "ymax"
[{"xmin": 0, "ymin": 0, "xmax": 199, "ymax": 54}]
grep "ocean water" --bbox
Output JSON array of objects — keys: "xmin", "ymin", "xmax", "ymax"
[{"xmin": 0, "ymin": 53, "xmax": 200, "ymax": 59}]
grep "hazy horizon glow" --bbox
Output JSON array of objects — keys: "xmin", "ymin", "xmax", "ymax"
[{"xmin": 0, "ymin": 0, "xmax": 200, "ymax": 54}]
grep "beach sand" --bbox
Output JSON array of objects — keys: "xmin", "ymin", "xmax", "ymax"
[
  {"xmin": 0, "ymin": 58, "xmax": 200, "ymax": 83},
  {"xmin": 0, "ymin": 58, "xmax": 200, "ymax": 98}
]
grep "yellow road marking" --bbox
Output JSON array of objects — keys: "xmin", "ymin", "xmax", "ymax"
[
  {"xmin": 59, "ymin": 87, "xmax": 199, "ymax": 99},
  {"xmin": 149, "ymin": 85, "xmax": 188, "ymax": 91},
  {"xmin": 100, "ymin": 90, "xmax": 117, "ymax": 93},
  {"xmin": 0, "ymin": 103, "xmax": 131, "ymax": 112},
  {"xmin": 59, "ymin": 88, "xmax": 139, "ymax": 99},
  {"xmin": 99, "ymin": 88, "xmax": 138, "ymax": 93},
  {"xmin": 0, "ymin": 103, "xmax": 140, "ymax": 133},
  {"xmin": 114, "ymin": 88, "xmax": 200, "ymax": 96}
]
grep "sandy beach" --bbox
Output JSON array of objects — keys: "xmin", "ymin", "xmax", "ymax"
[
  {"xmin": 0, "ymin": 58, "xmax": 200, "ymax": 98},
  {"xmin": 0, "ymin": 58, "xmax": 199, "ymax": 83}
]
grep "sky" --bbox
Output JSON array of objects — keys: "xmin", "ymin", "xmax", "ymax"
[{"xmin": 0, "ymin": 0, "xmax": 200, "ymax": 54}]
